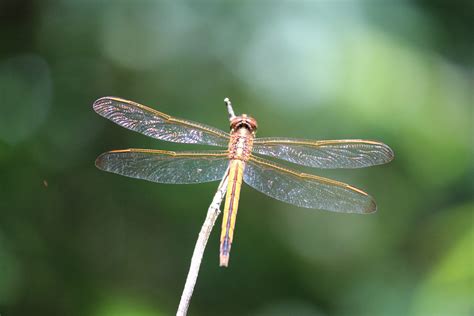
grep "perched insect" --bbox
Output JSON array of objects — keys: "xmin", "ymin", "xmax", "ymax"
[{"xmin": 94, "ymin": 97, "xmax": 394, "ymax": 266}]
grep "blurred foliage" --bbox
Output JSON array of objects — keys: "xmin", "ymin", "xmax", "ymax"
[{"xmin": 0, "ymin": 1, "xmax": 472, "ymax": 316}]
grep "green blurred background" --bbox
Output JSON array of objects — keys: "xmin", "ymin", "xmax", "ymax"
[{"xmin": 0, "ymin": 1, "xmax": 472, "ymax": 315}]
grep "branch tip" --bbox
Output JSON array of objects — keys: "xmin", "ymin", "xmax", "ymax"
[{"xmin": 224, "ymin": 97, "xmax": 236, "ymax": 120}]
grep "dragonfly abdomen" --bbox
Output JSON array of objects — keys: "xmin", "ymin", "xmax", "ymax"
[
  {"xmin": 220, "ymin": 158, "xmax": 246, "ymax": 266},
  {"xmin": 220, "ymin": 124, "xmax": 255, "ymax": 267}
]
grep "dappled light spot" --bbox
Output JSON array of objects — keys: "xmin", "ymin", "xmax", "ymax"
[
  {"xmin": 252, "ymin": 299, "xmax": 324, "ymax": 316},
  {"xmin": 100, "ymin": 3, "xmax": 196, "ymax": 71},
  {"xmin": 237, "ymin": 11, "xmax": 346, "ymax": 111},
  {"xmin": 93, "ymin": 294, "xmax": 164, "ymax": 316},
  {"xmin": 411, "ymin": 203, "xmax": 474, "ymax": 316},
  {"xmin": 274, "ymin": 206, "xmax": 378, "ymax": 266}
]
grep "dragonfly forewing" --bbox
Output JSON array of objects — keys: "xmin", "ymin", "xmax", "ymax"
[
  {"xmin": 96, "ymin": 149, "xmax": 229, "ymax": 184},
  {"xmin": 93, "ymin": 97, "xmax": 230, "ymax": 147},
  {"xmin": 253, "ymin": 138, "xmax": 394, "ymax": 169},
  {"xmin": 244, "ymin": 155, "xmax": 376, "ymax": 213}
]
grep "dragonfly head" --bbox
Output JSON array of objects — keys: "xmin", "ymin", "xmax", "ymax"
[{"xmin": 230, "ymin": 114, "xmax": 258, "ymax": 133}]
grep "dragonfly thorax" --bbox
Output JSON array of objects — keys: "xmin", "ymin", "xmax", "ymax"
[{"xmin": 228, "ymin": 126, "xmax": 254, "ymax": 161}]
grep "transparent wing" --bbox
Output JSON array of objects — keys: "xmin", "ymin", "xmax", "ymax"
[
  {"xmin": 253, "ymin": 138, "xmax": 394, "ymax": 168},
  {"xmin": 244, "ymin": 155, "xmax": 376, "ymax": 213},
  {"xmin": 95, "ymin": 149, "xmax": 229, "ymax": 184},
  {"xmin": 93, "ymin": 97, "xmax": 230, "ymax": 147}
]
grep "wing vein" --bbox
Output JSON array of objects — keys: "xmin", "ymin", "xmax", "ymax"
[{"xmin": 244, "ymin": 155, "xmax": 376, "ymax": 213}]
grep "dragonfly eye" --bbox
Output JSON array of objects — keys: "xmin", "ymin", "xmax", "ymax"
[{"xmin": 230, "ymin": 115, "xmax": 258, "ymax": 132}]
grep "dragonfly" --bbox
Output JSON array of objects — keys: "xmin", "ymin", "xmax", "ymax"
[{"xmin": 93, "ymin": 96, "xmax": 394, "ymax": 267}]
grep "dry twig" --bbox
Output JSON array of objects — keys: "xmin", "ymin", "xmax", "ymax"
[{"xmin": 176, "ymin": 167, "xmax": 230, "ymax": 316}]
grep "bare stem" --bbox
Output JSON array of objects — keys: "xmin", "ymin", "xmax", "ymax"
[
  {"xmin": 224, "ymin": 97, "xmax": 236, "ymax": 120},
  {"xmin": 176, "ymin": 167, "xmax": 230, "ymax": 316}
]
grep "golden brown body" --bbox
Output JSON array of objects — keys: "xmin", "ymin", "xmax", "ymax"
[{"xmin": 220, "ymin": 115, "xmax": 257, "ymax": 266}]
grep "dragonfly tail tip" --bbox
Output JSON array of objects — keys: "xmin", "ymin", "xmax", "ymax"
[{"xmin": 219, "ymin": 254, "xmax": 229, "ymax": 267}]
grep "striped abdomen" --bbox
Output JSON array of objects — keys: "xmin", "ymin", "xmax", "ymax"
[{"xmin": 220, "ymin": 127, "xmax": 254, "ymax": 267}]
